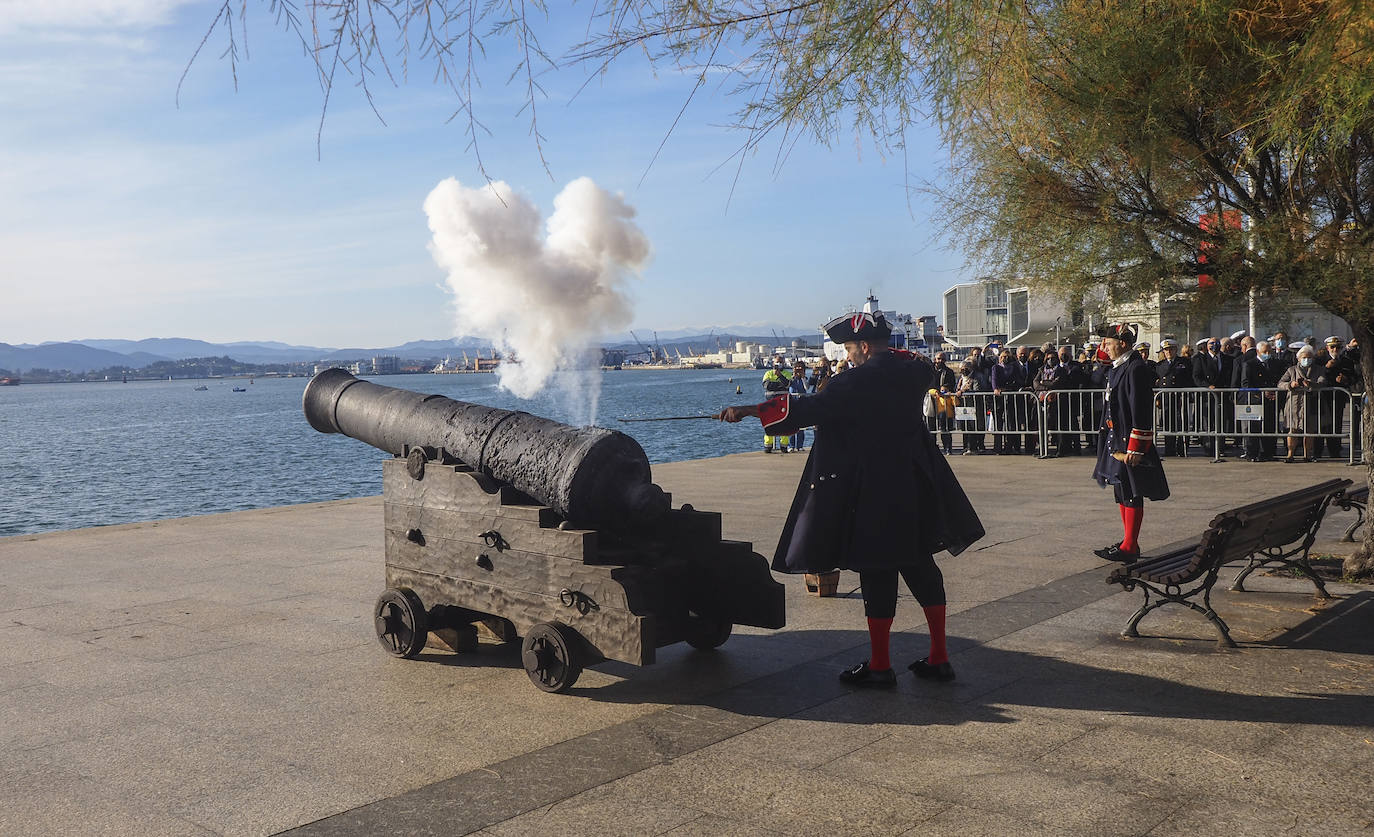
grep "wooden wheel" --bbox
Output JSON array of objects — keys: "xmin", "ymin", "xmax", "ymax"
[
  {"xmin": 684, "ymin": 610, "xmax": 732, "ymax": 651},
  {"xmin": 374, "ymin": 588, "xmax": 428, "ymax": 658},
  {"xmin": 521, "ymin": 622, "xmax": 583, "ymax": 693}
]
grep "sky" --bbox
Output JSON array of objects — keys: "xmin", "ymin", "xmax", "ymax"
[{"xmin": 0, "ymin": 1, "xmax": 973, "ymax": 348}]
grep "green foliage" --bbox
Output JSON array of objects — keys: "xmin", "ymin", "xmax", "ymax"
[{"xmin": 930, "ymin": 0, "xmax": 1374, "ymax": 325}]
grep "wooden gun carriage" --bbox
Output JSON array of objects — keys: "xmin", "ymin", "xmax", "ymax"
[{"xmin": 304, "ymin": 369, "xmax": 786, "ymax": 692}]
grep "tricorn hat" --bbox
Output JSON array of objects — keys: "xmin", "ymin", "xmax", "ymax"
[
  {"xmin": 824, "ymin": 311, "xmax": 892, "ymax": 343},
  {"xmin": 1094, "ymin": 322, "xmax": 1137, "ymax": 346}
]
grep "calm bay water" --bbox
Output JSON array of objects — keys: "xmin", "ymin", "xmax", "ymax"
[{"xmin": 0, "ymin": 369, "xmax": 768, "ymax": 537}]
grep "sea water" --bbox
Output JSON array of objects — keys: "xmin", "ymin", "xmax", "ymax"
[{"xmin": 0, "ymin": 369, "xmax": 777, "ymax": 537}]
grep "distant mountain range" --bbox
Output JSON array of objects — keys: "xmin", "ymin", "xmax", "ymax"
[{"xmin": 0, "ymin": 326, "xmax": 822, "ymax": 373}]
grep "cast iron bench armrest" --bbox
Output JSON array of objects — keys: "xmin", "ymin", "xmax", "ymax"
[{"xmin": 1335, "ymin": 485, "xmax": 1368, "ymax": 543}]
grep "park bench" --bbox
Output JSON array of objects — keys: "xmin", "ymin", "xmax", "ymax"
[
  {"xmin": 1106, "ymin": 478, "xmax": 1351, "ymax": 647},
  {"xmin": 1335, "ymin": 483, "xmax": 1369, "ymax": 543}
]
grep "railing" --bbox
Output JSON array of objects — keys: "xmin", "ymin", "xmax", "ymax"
[
  {"xmin": 925, "ymin": 386, "xmax": 1360, "ymax": 464},
  {"xmin": 1151, "ymin": 387, "xmax": 1358, "ymax": 465}
]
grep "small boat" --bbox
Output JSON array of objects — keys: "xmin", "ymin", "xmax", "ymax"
[
  {"xmin": 232, "ymin": 387, "xmax": 247, "ymax": 392},
  {"xmin": 193, "ymin": 385, "xmax": 209, "ymax": 391},
  {"xmin": 0, "ymin": 377, "xmax": 19, "ymax": 386}
]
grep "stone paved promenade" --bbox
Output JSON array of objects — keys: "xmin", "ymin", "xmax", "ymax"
[{"xmin": 2, "ymin": 453, "xmax": 1372, "ymax": 836}]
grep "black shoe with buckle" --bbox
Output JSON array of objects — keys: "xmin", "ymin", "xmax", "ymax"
[
  {"xmin": 908, "ymin": 657, "xmax": 956, "ymax": 682},
  {"xmin": 838, "ymin": 661, "xmax": 896, "ymax": 688},
  {"xmin": 1094, "ymin": 544, "xmax": 1140, "ymax": 563}
]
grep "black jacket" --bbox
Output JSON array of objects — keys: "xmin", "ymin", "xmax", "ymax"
[
  {"xmin": 1155, "ymin": 356, "xmax": 1194, "ymax": 388},
  {"xmin": 1193, "ymin": 351, "xmax": 1233, "ymax": 387},
  {"xmin": 761, "ymin": 351, "xmax": 986, "ymax": 573},
  {"xmin": 1233, "ymin": 348, "xmax": 1270, "ymax": 389},
  {"xmin": 932, "ymin": 363, "xmax": 957, "ymax": 393},
  {"xmin": 1093, "ymin": 353, "xmax": 1170, "ymax": 501}
]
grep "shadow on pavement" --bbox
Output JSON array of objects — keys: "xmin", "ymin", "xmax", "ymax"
[{"xmin": 1256, "ymin": 589, "xmax": 1374, "ymax": 654}]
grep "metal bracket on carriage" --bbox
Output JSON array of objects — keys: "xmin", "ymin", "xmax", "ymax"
[
  {"xmin": 478, "ymin": 530, "xmax": 510, "ymax": 552},
  {"xmin": 559, "ymin": 587, "xmax": 600, "ymax": 615}
]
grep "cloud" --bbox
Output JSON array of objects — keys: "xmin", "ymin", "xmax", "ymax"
[{"xmin": 0, "ymin": 0, "xmax": 197, "ymax": 33}]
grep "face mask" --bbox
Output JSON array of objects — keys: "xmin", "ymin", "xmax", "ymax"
[
  {"xmin": 1274, "ymin": 340, "xmax": 1285, "ymax": 350},
  {"xmin": 1258, "ymin": 353, "xmax": 1270, "ymax": 361},
  {"xmin": 1300, "ymin": 358, "xmax": 1312, "ymax": 368}
]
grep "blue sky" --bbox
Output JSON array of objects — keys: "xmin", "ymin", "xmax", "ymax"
[{"xmin": 1, "ymin": 1, "xmax": 971, "ymax": 348}]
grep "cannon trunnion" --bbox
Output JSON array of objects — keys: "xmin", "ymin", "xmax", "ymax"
[{"xmin": 376, "ymin": 452, "xmax": 786, "ymax": 693}]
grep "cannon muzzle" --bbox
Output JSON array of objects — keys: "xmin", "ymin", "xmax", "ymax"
[{"xmin": 303, "ymin": 368, "xmax": 668, "ymax": 527}]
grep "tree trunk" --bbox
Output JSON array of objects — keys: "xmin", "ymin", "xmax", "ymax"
[{"xmin": 1345, "ymin": 319, "xmax": 1374, "ymax": 579}]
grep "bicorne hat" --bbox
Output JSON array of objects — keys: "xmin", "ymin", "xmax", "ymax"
[
  {"xmin": 824, "ymin": 311, "xmax": 892, "ymax": 343},
  {"xmin": 1094, "ymin": 322, "xmax": 1137, "ymax": 346}
]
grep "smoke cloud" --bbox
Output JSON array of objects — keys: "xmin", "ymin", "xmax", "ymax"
[{"xmin": 423, "ymin": 177, "xmax": 651, "ymax": 424}]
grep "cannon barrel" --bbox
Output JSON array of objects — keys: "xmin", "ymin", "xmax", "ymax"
[{"xmin": 303, "ymin": 368, "xmax": 668, "ymax": 527}]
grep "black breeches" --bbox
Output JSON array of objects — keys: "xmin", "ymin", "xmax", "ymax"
[
  {"xmin": 1113, "ymin": 483, "xmax": 1143, "ymax": 508},
  {"xmin": 859, "ymin": 559, "xmax": 946, "ymax": 619}
]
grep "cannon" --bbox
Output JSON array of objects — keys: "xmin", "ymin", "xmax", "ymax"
[{"xmin": 303, "ymin": 369, "xmax": 786, "ymax": 692}]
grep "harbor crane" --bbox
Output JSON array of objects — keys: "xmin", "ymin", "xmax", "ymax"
[{"xmin": 626, "ymin": 330, "xmax": 656, "ymax": 364}]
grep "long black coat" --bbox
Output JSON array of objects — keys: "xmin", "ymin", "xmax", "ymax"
[
  {"xmin": 761, "ymin": 351, "xmax": 985, "ymax": 573},
  {"xmin": 1093, "ymin": 353, "xmax": 1170, "ymax": 501},
  {"xmin": 1193, "ymin": 351, "xmax": 1233, "ymax": 388}
]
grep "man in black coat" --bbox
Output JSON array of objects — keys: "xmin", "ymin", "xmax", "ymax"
[
  {"xmin": 931, "ymin": 352, "xmax": 958, "ymax": 454},
  {"xmin": 1322, "ymin": 336, "xmax": 1360, "ymax": 458},
  {"xmin": 718, "ymin": 311, "xmax": 985, "ymax": 687},
  {"xmin": 1092, "ymin": 323, "xmax": 1171, "ymax": 563},
  {"xmin": 1154, "ymin": 339, "xmax": 1194, "ymax": 457},
  {"xmin": 1192, "ymin": 337, "xmax": 1232, "ymax": 455},
  {"xmin": 1232, "ymin": 336, "xmax": 1277, "ymax": 461},
  {"xmin": 1057, "ymin": 346, "xmax": 1085, "ymax": 455}
]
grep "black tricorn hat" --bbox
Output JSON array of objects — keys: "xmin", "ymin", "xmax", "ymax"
[
  {"xmin": 1095, "ymin": 322, "xmax": 1138, "ymax": 346},
  {"xmin": 824, "ymin": 311, "xmax": 892, "ymax": 343}
]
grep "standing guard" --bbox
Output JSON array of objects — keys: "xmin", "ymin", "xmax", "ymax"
[{"xmin": 1092, "ymin": 323, "xmax": 1171, "ymax": 563}]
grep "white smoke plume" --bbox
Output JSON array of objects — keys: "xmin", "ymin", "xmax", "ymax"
[{"xmin": 423, "ymin": 177, "xmax": 651, "ymax": 424}]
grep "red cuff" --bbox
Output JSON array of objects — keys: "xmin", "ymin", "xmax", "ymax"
[
  {"xmin": 1127, "ymin": 430, "xmax": 1153, "ymax": 455},
  {"xmin": 759, "ymin": 394, "xmax": 790, "ymax": 431}
]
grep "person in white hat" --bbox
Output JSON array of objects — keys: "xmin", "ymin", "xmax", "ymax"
[
  {"xmin": 1277, "ymin": 344, "xmax": 1327, "ymax": 462},
  {"xmin": 1192, "ymin": 336, "xmax": 1232, "ymax": 455},
  {"xmin": 1154, "ymin": 339, "xmax": 1194, "ymax": 457},
  {"xmin": 1319, "ymin": 335, "xmax": 1359, "ymax": 458}
]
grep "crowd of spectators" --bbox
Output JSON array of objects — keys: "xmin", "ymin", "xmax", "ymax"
[
  {"xmin": 918, "ymin": 332, "xmax": 1364, "ymax": 461},
  {"xmin": 762, "ymin": 329, "xmax": 1363, "ymax": 462}
]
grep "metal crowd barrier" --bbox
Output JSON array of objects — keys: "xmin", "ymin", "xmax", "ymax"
[
  {"xmin": 1152, "ymin": 386, "xmax": 1358, "ymax": 465},
  {"xmin": 924, "ymin": 386, "xmax": 1360, "ymax": 464}
]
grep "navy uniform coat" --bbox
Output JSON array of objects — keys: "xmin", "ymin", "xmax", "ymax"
[
  {"xmin": 760, "ymin": 350, "xmax": 985, "ymax": 574},
  {"xmin": 1093, "ymin": 352, "xmax": 1170, "ymax": 501}
]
